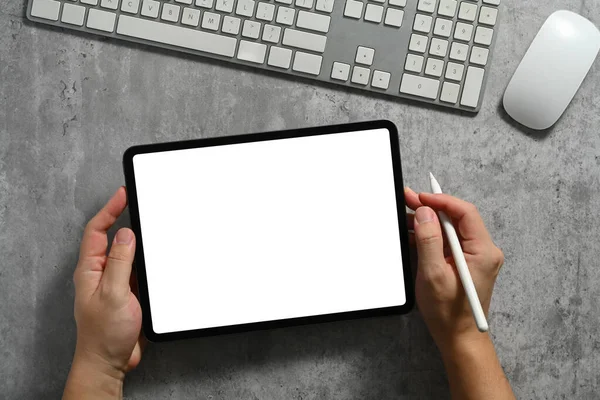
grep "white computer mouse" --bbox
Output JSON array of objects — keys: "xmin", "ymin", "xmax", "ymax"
[{"xmin": 503, "ymin": 10, "xmax": 600, "ymax": 130}]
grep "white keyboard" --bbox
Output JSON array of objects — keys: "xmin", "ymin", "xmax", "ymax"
[{"xmin": 27, "ymin": 0, "xmax": 500, "ymax": 111}]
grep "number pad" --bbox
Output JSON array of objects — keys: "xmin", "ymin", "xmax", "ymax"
[{"xmin": 402, "ymin": 0, "xmax": 498, "ymax": 106}]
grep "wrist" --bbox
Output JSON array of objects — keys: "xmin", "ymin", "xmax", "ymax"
[
  {"xmin": 63, "ymin": 348, "xmax": 125, "ymax": 400},
  {"xmin": 437, "ymin": 331, "xmax": 493, "ymax": 361}
]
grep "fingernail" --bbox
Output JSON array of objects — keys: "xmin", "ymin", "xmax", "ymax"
[
  {"xmin": 115, "ymin": 228, "xmax": 134, "ymax": 245},
  {"xmin": 415, "ymin": 207, "xmax": 435, "ymax": 224}
]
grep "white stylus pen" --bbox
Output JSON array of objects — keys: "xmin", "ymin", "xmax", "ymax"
[{"xmin": 429, "ymin": 173, "xmax": 489, "ymax": 333}]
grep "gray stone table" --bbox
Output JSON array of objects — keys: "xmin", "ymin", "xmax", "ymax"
[{"xmin": 1, "ymin": 0, "xmax": 599, "ymax": 398}]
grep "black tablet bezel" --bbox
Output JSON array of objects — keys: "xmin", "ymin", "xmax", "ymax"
[{"xmin": 123, "ymin": 120, "xmax": 414, "ymax": 342}]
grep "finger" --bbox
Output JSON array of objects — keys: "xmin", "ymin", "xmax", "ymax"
[
  {"xmin": 102, "ymin": 228, "xmax": 136, "ymax": 297},
  {"xmin": 407, "ymin": 212, "xmax": 415, "ymax": 230},
  {"xmin": 414, "ymin": 207, "xmax": 447, "ymax": 279},
  {"xmin": 404, "ymin": 187, "xmax": 423, "ymax": 211},
  {"xmin": 79, "ymin": 187, "xmax": 128, "ymax": 263},
  {"xmin": 418, "ymin": 193, "xmax": 491, "ymax": 242}
]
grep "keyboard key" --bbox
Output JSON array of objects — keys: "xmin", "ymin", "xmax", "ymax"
[
  {"xmin": 483, "ymin": 0, "xmax": 500, "ymax": 5},
  {"xmin": 408, "ymin": 34, "xmax": 428, "ymax": 53},
  {"xmin": 296, "ymin": 11, "xmax": 331, "ymax": 33},
  {"xmin": 196, "ymin": 0, "xmax": 213, "ymax": 8},
  {"xmin": 262, "ymin": 24, "xmax": 281, "ymax": 42},
  {"xmin": 276, "ymin": 0, "xmax": 292, "ymax": 4},
  {"xmin": 458, "ymin": 2, "xmax": 477, "ymax": 22},
  {"xmin": 236, "ymin": 0, "xmax": 255, "ymax": 17},
  {"xmin": 344, "ymin": 0, "xmax": 363, "ymax": 19},
  {"xmin": 202, "ymin": 12, "xmax": 220, "ymax": 30},
  {"xmin": 181, "ymin": 7, "xmax": 200, "ymax": 26},
  {"xmin": 433, "ymin": 18, "xmax": 452, "ymax": 38},
  {"xmin": 413, "ymin": 14, "xmax": 432, "ymax": 33},
  {"xmin": 429, "ymin": 38, "xmax": 448, "ymax": 57},
  {"xmin": 31, "ymin": 0, "xmax": 60, "ymax": 21},
  {"xmin": 461, "ymin": 66, "xmax": 484, "ymax": 107},
  {"xmin": 215, "ymin": 0, "xmax": 234, "ymax": 13},
  {"xmin": 371, "ymin": 70, "xmax": 391, "ymax": 89},
  {"xmin": 117, "ymin": 15, "xmax": 237, "ymax": 57},
  {"xmin": 404, "ymin": 54, "xmax": 424, "ymax": 73},
  {"xmin": 355, "ymin": 46, "xmax": 375, "ymax": 65},
  {"xmin": 454, "ymin": 22, "xmax": 473, "ymax": 41},
  {"xmin": 417, "ymin": 0, "xmax": 436, "ymax": 13},
  {"xmin": 268, "ymin": 46, "xmax": 292, "ymax": 68},
  {"xmin": 61, "ymin": 3, "xmax": 86, "ymax": 26},
  {"xmin": 256, "ymin": 2, "xmax": 275, "ymax": 21},
  {"xmin": 384, "ymin": 8, "xmax": 404, "ymax": 27},
  {"xmin": 364, "ymin": 4, "xmax": 384, "ymax": 23},
  {"xmin": 293, "ymin": 51, "xmax": 322, "ymax": 75},
  {"xmin": 161, "ymin": 4, "xmax": 181, "ymax": 22},
  {"xmin": 388, "ymin": 0, "xmax": 406, "ymax": 6},
  {"xmin": 121, "ymin": 0, "xmax": 140, "ymax": 14},
  {"xmin": 276, "ymin": 7, "xmax": 295, "ymax": 25},
  {"xmin": 437, "ymin": 0, "xmax": 456, "ymax": 17},
  {"xmin": 87, "ymin": 9, "xmax": 116, "ymax": 32},
  {"xmin": 425, "ymin": 58, "xmax": 444, "ymax": 77},
  {"xmin": 223, "ymin": 16, "xmax": 241, "ymax": 34},
  {"xmin": 237, "ymin": 40, "xmax": 267, "ymax": 63},
  {"xmin": 400, "ymin": 74, "xmax": 439, "ymax": 99},
  {"xmin": 282, "ymin": 29, "xmax": 327, "ymax": 53},
  {"xmin": 200, "ymin": 12, "xmax": 219, "ymax": 30},
  {"xmin": 100, "ymin": 0, "xmax": 118, "ymax": 10},
  {"xmin": 449, "ymin": 42, "xmax": 468, "ymax": 61},
  {"xmin": 331, "ymin": 62, "xmax": 350, "ymax": 81},
  {"xmin": 470, "ymin": 46, "xmax": 489, "ymax": 66},
  {"xmin": 316, "ymin": 0, "xmax": 334, "ymax": 13},
  {"xmin": 242, "ymin": 20, "xmax": 261, "ymax": 39},
  {"xmin": 141, "ymin": 0, "xmax": 159, "ymax": 18},
  {"xmin": 440, "ymin": 82, "xmax": 460, "ymax": 103},
  {"xmin": 474, "ymin": 26, "xmax": 494, "ymax": 46},
  {"xmin": 479, "ymin": 6, "xmax": 498, "ymax": 26},
  {"xmin": 175, "ymin": 0, "xmax": 192, "ymax": 4},
  {"xmin": 370, "ymin": 0, "xmax": 385, "ymax": 4},
  {"xmin": 351, "ymin": 66, "xmax": 370, "ymax": 85},
  {"xmin": 445, "ymin": 62, "xmax": 464, "ymax": 81},
  {"xmin": 296, "ymin": 0, "xmax": 314, "ymax": 9},
  {"xmin": 81, "ymin": 0, "xmax": 98, "ymax": 5}
]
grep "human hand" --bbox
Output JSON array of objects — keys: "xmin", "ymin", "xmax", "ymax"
[
  {"xmin": 64, "ymin": 187, "xmax": 143, "ymax": 399},
  {"xmin": 405, "ymin": 187, "xmax": 504, "ymax": 353}
]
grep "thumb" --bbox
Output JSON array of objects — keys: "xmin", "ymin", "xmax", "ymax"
[
  {"xmin": 414, "ymin": 207, "xmax": 446, "ymax": 272},
  {"xmin": 102, "ymin": 228, "xmax": 136, "ymax": 297}
]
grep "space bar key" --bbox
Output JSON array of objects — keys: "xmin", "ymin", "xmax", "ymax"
[{"xmin": 117, "ymin": 15, "xmax": 237, "ymax": 58}]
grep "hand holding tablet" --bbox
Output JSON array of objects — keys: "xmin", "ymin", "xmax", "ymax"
[{"xmin": 63, "ymin": 121, "xmax": 514, "ymax": 398}]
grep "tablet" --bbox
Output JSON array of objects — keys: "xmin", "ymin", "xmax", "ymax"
[{"xmin": 123, "ymin": 120, "xmax": 413, "ymax": 342}]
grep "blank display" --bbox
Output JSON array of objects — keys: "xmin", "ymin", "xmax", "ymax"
[{"xmin": 133, "ymin": 128, "xmax": 406, "ymax": 334}]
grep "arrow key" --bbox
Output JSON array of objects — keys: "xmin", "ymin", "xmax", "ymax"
[
  {"xmin": 355, "ymin": 46, "xmax": 375, "ymax": 66},
  {"xmin": 331, "ymin": 62, "xmax": 350, "ymax": 81},
  {"xmin": 351, "ymin": 66, "xmax": 371, "ymax": 85}
]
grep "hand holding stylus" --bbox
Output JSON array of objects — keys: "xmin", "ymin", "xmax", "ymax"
[
  {"xmin": 406, "ymin": 183, "xmax": 515, "ymax": 400},
  {"xmin": 405, "ymin": 184, "xmax": 504, "ymax": 351}
]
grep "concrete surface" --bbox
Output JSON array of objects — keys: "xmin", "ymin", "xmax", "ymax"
[{"xmin": 1, "ymin": 0, "xmax": 600, "ymax": 398}]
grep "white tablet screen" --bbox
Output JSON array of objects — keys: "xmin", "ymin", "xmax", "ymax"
[{"xmin": 133, "ymin": 128, "xmax": 406, "ymax": 334}]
